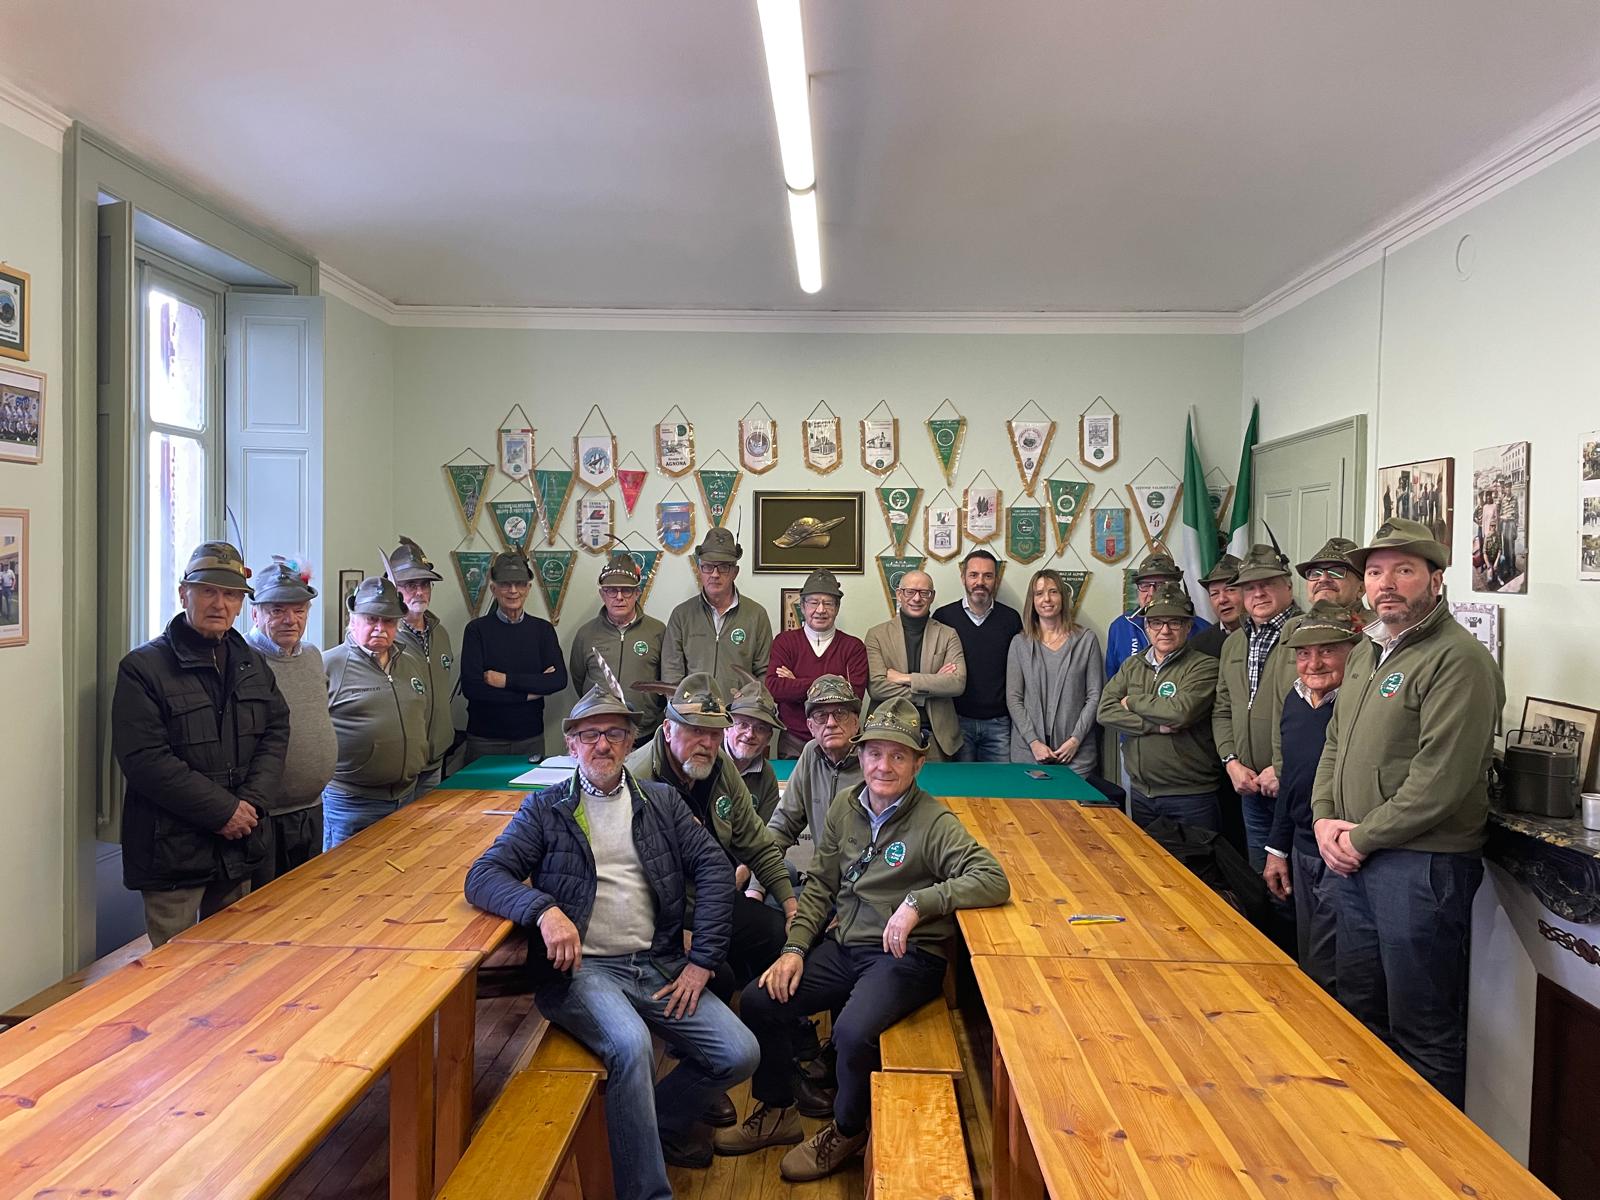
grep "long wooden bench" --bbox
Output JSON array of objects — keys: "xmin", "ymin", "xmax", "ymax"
[
  {"xmin": 865, "ymin": 1071, "xmax": 973, "ymax": 1200},
  {"xmin": 879, "ymin": 997, "xmax": 963, "ymax": 1077},
  {"xmin": 436, "ymin": 1068, "xmax": 604, "ymax": 1200},
  {"xmin": 0, "ymin": 935, "xmax": 151, "ymax": 1030}
]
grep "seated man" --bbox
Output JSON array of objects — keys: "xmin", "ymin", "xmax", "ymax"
[
  {"xmin": 464, "ymin": 667, "xmax": 760, "ymax": 1199},
  {"xmin": 761, "ymin": 674, "xmax": 864, "ymax": 897},
  {"xmin": 725, "ymin": 671, "xmax": 784, "ymax": 824},
  {"xmin": 716, "ymin": 698, "xmax": 1010, "ymax": 1182}
]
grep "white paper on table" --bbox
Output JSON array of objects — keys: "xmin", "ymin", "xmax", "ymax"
[{"xmin": 509, "ymin": 766, "xmax": 574, "ymax": 787}]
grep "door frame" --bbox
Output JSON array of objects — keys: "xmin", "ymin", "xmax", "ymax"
[{"xmin": 1251, "ymin": 413, "xmax": 1369, "ymax": 544}]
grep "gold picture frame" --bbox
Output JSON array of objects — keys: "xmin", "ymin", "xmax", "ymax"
[
  {"xmin": 0, "ymin": 507, "xmax": 28, "ymax": 647},
  {"xmin": 753, "ymin": 491, "xmax": 865, "ymax": 574}
]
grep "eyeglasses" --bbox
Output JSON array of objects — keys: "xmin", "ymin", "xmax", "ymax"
[
  {"xmin": 1146, "ymin": 618, "xmax": 1186, "ymax": 633},
  {"xmin": 698, "ymin": 562, "xmax": 736, "ymax": 576},
  {"xmin": 802, "ymin": 597, "xmax": 838, "ymax": 610},
  {"xmin": 897, "ymin": 587, "xmax": 934, "ymax": 600},
  {"xmin": 842, "ymin": 844, "xmax": 877, "ymax": 886},
  {"xmin": 600, "ymin": 587, "xmax": 637, "ymax": 598},
  {"xmin": 572, "ymin": 728, "xmax": 631, "ymax": 746},
  {"xmin": 808, "ymin": 708, "xmax": 855, "ymax": 726},
  {"xmin": 1305, "ymin": 566, "xmax": 1348, "ymax": 581}
]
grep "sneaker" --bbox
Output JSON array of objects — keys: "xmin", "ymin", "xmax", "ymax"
[
  {"xmin": 702, "ymin": 1090, "xmax": 738, "ymax": 1128},
  {"xmin": 659, "ymin": 1125, "xmax": 713, "ymax": 1169},
  {"xmin": 791, "ymin": 1070, "xmax": 837, "ymax": 1119},
  {"xmin": 780, "ymin": 1120, "xmax": 869, "ymax": 1182},
  {"xmin": 712, "ymin": 1103, "xmax": 803, "ymax": 1157}
]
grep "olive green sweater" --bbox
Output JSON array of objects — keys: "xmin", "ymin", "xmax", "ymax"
[
  {"xmin": 1211, "ymin": 613, "xmax": 1302, "ymax": 773},
  {"xmin": 1310, "ymin": 598, "xmax": 1504, "ymax": 855},
  {"xmin": 785, "ymin": 783, "xmax": 1009, "ymax": 957},
  {"xmin": 1098, "ymin": 644, "xmax": 1220, "ymax": 797}
]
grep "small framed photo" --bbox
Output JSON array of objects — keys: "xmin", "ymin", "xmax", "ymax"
[
  {"xmin": 338, "ymin": 568, "xmax": 363, "ymax": 640},
  {"xmin": 0, "ymin": 264, "xmax": 29, "ymax": 362},
  {"xmin": 0, "ymin": 508, "xmax": 27, "ymax": 647},
  {"xmin": 1376, "ymin": 456, "xmax": 1453, "ymax": 553},
  {"xmin": 753, "ymin": 490, "xmax": 865, "ymax": 574},
  {"xmin": 780, "ymin": 587, "xmax": 804, "ymax": 632},
  {"xmin": 0, "ymin": 363, "xmax": 45, "ymax": 464},
  {"xmin": 1520, "ymin": 696, "xmax": 1600, "ymax": 792},
  {"xmin": 1449, "ymin": 600, "xmax": 1502, "ymax": 664}
]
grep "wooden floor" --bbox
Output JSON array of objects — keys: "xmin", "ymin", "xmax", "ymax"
[{"xmin": 271, "ymin": 962, "xmax": 995, "ymax": 1199}]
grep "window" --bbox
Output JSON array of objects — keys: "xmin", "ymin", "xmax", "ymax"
[{"xmin": 135, "ymin": 260, "xmax": 222, "ymax": 642}]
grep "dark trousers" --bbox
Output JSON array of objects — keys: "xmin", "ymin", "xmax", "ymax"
[
  {"xmin": 1290, "ymin": 845, "xmax": 1337, "ymax": 995},
  {"xmin": 250, "ymin": 806, "xmax": 323, "ymax": 890},
  {"xmin": 709, "ymin": 894, "xmax": 789, "ymax": 1000},
  {"xmin": 740, "ymin": 937, "xmax": 946, "ymax": 1134},
  {"xmin": 1130, "ymin": 788, "xmax": 1220, "ymax": 833},
  {"xmin": 1327, "ymin": 849, "xmax": 1482, "ymax": 1108}
]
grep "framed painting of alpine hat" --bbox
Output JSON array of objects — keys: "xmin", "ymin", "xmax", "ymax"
[
  {"xmin": 0, "ymin": 263, "xmax": 29, "ymax": 362},
  {"xmin": 753, "ymin": 490, "xmax": 865, "ymax": 575}
]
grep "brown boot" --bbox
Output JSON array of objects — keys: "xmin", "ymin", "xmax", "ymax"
[
  {"xmin": 779, "ymin": 1120, "xmax": 869, "ymax": 1181},
  {"xmin": 712, "ymin": 1103, "xmax": 803, "ymax": 1157}
]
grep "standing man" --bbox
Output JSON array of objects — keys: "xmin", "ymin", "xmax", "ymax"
[
  {"xmin": 763, "ymin": 675, "xmax": 864, "ymax": 895},
  {"xmin": 933, "ymin": 549, "xmax": 1023, "ymax": 762},
  {"xmin": 726, "ymin": 673, "xmax": 784, "ymax": 824},
  {"xmin": 765, "ymin": 569, "xmax": 867, "ymax": 758},
  {"xmin": 662, "ymin": 528, "xmax": 772, "ymax": 696},
  {"xmin": 323, "ymin": 575, "xmax": 430, "ymax": 848},
  {"xmin": 1212, "ymin": 544, "xmax": 1302, "ymax": 870},
  {"xmin": 459, "ymin": 549, "xmax": 568, "ymax": 761},
  {"xmin": 464, "ymin": 675, "xmax": 760, "ymax": 1194},
  {"xmin": 864, "ymin": 570, "xmax": 966, "ymax": 762},
  {"xmin": 1296, "ymin": 537, "xmax": 1367, "ymax": 632},
  {"xmin": 1263, "ymin": 602, "xmax": 1360, "ymax": 994},
  {"xmin": 1312, "ymin": 518, "xmax": 1503, "ymax": 1108},
  {"xmin": 389, "ymin": 536, "xmax": 457, "ymax": 799},
  {"xmin": 245, "ymin": 555, "xmax": 336, "ymax": 884},
  {"xmin": 569, "ymin": 551, "xmax": 667, "ymax": 746},
  {"xmin": 1105, "ymin": 551, "xmax": 1211, "ymax": 678},
  {"xmin": 716, "ymin": 698, "xmax": 1010, "ymax": 1181},
  {"xmin": 1189, "ymin": 553, "xmax": 1242, "ymax": 657},
  {"xmin": 114, "ymin": 542, "xmax": 290, "ymax": 945}
]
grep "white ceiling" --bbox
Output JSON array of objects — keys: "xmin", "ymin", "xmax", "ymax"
[{"xmin": 4, "ymin": 1, "xmax": 1599, "ymax": 312}]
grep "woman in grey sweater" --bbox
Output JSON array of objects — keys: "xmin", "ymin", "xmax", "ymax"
[{"xmin": 1006, "ymin": 568, "xmax": 1104, "ymax": 776}]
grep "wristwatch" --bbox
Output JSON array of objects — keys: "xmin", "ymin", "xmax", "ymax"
[
  {"xmin": 902, "ymin": 893, "xmax": 920, "ymax": 911},
  {"xmin": 1221, "ymin": 754, "xmax": 1238, "ymax": 765}
]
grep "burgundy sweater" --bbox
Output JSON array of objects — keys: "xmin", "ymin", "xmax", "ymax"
[{"xmin": 765, "ymin": 628, "xmax": 869, "ymax": 743}]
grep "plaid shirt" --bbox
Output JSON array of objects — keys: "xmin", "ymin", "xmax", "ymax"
[{"xmin": 1245, "ymin": 604, "xmax": 1300, "ymax": 705}]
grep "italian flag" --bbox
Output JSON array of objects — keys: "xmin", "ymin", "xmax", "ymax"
[
  {"xmin": 1176, "ymin": 411, "xmax": 1219, "ymax": 621},
  {"xmin": 1225, "ymin": 402, "xmax": 1259, "ymax": 559}
]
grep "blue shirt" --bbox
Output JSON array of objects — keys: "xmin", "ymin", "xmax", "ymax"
[
  {"xmin": 857, "ymin": 787, "xmax": 906, "ymax": 843},
  {"xmin": 1105, "ymin": 611, "xmax": 1214, "ymax": 679}
]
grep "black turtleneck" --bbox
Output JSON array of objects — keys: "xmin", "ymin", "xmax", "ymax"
[{"xmin": 900, "ymin": 611, "xmax": 929, "ymax": 675}]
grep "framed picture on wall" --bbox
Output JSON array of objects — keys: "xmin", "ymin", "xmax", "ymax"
[
  {"xmin": 780, "ymin": 587, "xmax": 804, "ymax": 632},
  {"xmin": 338, "ymin": 568, "xmax": 363, "ymax": 641},
  {"xmin": 0, "ymin": 363, "xmax": 45, "ymax": 464},
  {"xmin": 752, "ymin": 491, "xmax": 865, "ymax": 574},
  {"xmin": 0, "ymin": 508, "xmax": 28, "ymax": 648},
  {"xmin": 1472, "ymin": 441, "xmax": 1529, "ymax": 594},
  {"xmin": 0, "ymin": 263, "xmax": 29, "ymax": 362},
  {"xmin": 1375, "ymin": 457, "xmax": 1453, "ymax": 552}
]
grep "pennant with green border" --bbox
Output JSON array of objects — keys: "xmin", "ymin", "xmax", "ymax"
[
  {"xmin": 876, "ymin": 485, "xmax": 922, "ymax": 554},
  {"xmin": 531, "ymin": 548, "xmax": 576, "ymax": 622},
  {"xmin": 626, "ymin": 548, "xmax": 663, "ymax": 605},
  {"xmin": 696, "ymin": 468, "xmax": 742, "ymax": 528},
  {"xmin": 1045, "ymin": 478, "xmax": 1093, "ymax": 553},
  {"xmin": 875, "ymin": 552, "xmax": 927, "ymax": 614},
  {"xmin": 926, "ymin": 417, "xmax": 966, "ymax": 484},
  {"xmin": 1006, "ymin": 505, "xmax": 1046, "ymax": 564},
  {"xmin": 450, "ymin": 550, "xmax": 495, "ymax": 614},
  {"xmin": 1057, "ymin": 569, "xmax": 1091, "ymax": 618},
  {"xmin": 488, "ymin": 498, "xmax": 539, "ymax": 550},
  {"xmin": 534, "ymin": 467, "xmax": 575, "ymax": 545},
  {"xmin": 445, "ymin": 463, "xmax": 491, "ymax": 535}
]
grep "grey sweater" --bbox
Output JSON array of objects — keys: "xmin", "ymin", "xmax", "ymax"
[
  {"xmin": 1005, "ymin": 628, "xmax": 1104, "ymax": 776},
  {"xmin": 246, "ymin": 629, "xmax": 338, "ymax": 814},
  {"xmin": 580, "ymin": 781, "xmax": 658, "ymax": 957}
]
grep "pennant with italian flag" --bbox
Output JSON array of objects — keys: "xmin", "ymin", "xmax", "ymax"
[
  {"xmin": 1176, "ymin": 411, "xmax": 1220, "ymax": 620},
  {"xmin": 1225, "ymin": 401, "xmax": 1259, "ymax": 559}
]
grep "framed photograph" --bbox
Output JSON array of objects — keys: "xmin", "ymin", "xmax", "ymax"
[
  {"xmin": 1449, "ymin": 600, "xmax": 1502, "ymax": 664},
  {"xmin": 1582, "ymin": 431, "xmax": 1600, "ymax": 581},
  {"xmin": 1079, "ymin": 412, "xmax": 1119, "ymax": 471},
  {"xmin": 1521, "ymin": 696, "xmax": 1600, "ymax": 792},
  {"xmin": 753, "ymin": 490, "xmax": 865, "ymax": 574},
  {"xmin": 780, "ymin": 587, "xmax": 804, "ymax": 632},
  {"xmin": 0, "ymin": 363, "xmax": 45, "ymax": 464},
  {"xmin": 1376, "ymin": 456, "xmax": 1453, "ymax": 552},
  {"xmin": 337, "ymin": 568, "xmax": 363, "ymax": 641},
  {"xmin": 0, "ymin": 509, "xmax": 28, "ymax": 647},
  {"xmin": 0, "ymin": 263, "xmax": 29, "ymax": 362},
  {"xmin": 1471, "ymin": 442, "xmax": 1529, "ymax": 594}
]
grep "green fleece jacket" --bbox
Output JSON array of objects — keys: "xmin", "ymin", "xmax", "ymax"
[
  {"xmin": 785, "ymin": 782, "xmax": 1009, "ymax": 958},
  {"xmin": 660, "ymin": 591, "xmax": 773, "ymax": 697},
  {"xmin": 1211, "ymin": 612, "xmax": 1302, "ymax": 773},
  {"xmin": 567, "ymin": 610, "xmax": 667, "ymax": 741},
  {"xmin": 397, "ymin": 612, "xmax": 456, "ymax": 767},
  {"xmin": 1310, "ymin": 598, "xmax": 1503, "ymax": 856},
  {"xmin": 626, "ymin": 732, "xmax": 795, "ymax": 905},
  {"xmin": 1098, "ymin": 643, "xmax": 1220, "ymax": 797}
]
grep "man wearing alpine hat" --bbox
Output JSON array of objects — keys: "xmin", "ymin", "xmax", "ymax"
[
  {"xmin": 1295, "ymin": 536, "xmax": 1367, "ymax": 631},
  {"xmin": 662, "ymin": 527, "xmax": 772, "ymax": 697},
  {"xmin": 568, "ymin": 550, "xmax": 667, "ymax": 746},
  {"xmin": 322, "ymin": 574, "xmax": 429, "ymax": 848},
  {"xmin": 1103, "ymin": 550, "xmax": 1212, "ymax": 678},
  {"xmin": 765, "ymin": 568, "xmax": 867, "ymax": 757},
  {"xmin": 725, "ymin": 671, "xmax": 785, "ymax": 825},
  {"xmin": 388, "ymin": 536, "xmax": 457, "ymax": 799},
  {"xmin": 113, "ymin": 541, "xmax": 291, "ymax": 945},
  {"xmin": 1189, "ymin": 552, "xmax": 1242, "ymax": 658},
  {"xmin": 1311, "ymin": 518, "xmax": 1502, "ymax": 1108},
  {"xmin": 465, "ymin": 658, "xmax": 760, "ymax": 1195},
  {"xmin": 717, "ymin": 696, "xmax": 1009, "ymax": 1182},
  {"xmin": 459, "ymin": 548, "xmax": 568, "ymax": 761}
]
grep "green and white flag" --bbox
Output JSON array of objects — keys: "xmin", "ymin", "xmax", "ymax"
[
  {"xmin": 533, "ymin": 467, "xmax": 575, "ymax": 546},
  {"xmin": 696, "ymin": 468, "xmax": 741, "ymax": 528},
  {"xmin": 1176, "ymin": 411, "xmax": 1221, "ymax": 620},
  {"xmin": 1044, "ymin": 478, "xmax": 1092, "ymax": 553},
  {"xmin": 1005, "ymin": 504, "xmax": 1046, "ymax": 564},
  {"xmin": 531, "ymin": 548, "xmax": 576, "ymax": 622},
  {"xmin": 876, "ymin": 552, "xmax": 927, "ymax": 614},
  {"xmin": 445, "ymin": 463, "xmax": 491, "ymax": 535},
  {"xmin": 626, "ymin": 548, "xmax": 663, "ymax": 604},
  {"xmin": 926, "ymin": 417, "xmax": 966, "ymax": 483},
  {"xmin": 450, "ymin": 550, "xmax": 495, "ymax": 614},
  {"xmin": 488, "ymin": 497, "xmax": 539, "ymax": 550},
  {"xmin": 1058, "ymin": 569, "xmax": 1091, "ymax": 618},
  {"xmin": 877, "ymin": 485, "xmax": 922, "ymax": 553},
  {"xmin": 1225, "ymin": 401, "xmax": 1258, "ymax": 559}
]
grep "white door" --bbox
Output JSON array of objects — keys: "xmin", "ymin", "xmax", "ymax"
[
  {"xmin": 1253, "ymin": 415, "xmax": 1367, "ymax": 605},
  {"xmin": 224, "ymin": 294, "xmax": 325, "ymax": 634}
]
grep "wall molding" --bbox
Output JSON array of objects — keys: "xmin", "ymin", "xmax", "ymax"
[{"xmin": 0, "ymin": 76, "xmax": 70, "ymax": 151}]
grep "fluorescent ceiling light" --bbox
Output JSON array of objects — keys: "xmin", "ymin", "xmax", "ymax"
[
  {"xmin": 787, "ymin": 189, "xmax": 822, "ymax": 294},
  {"xmin": 757, "ymin": 0, "xmax": 815, "ymax": 192}
]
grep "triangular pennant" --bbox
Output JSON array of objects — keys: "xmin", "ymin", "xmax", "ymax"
[
  {"xmin": 530, "ymin": 548, "xmax": 577, "ymax": 622},
  {"xmin": 1008, "ymin": 419, "xmax": 1055, "ymax": 494},
  {"xmin": 876, "ymin": 485, "xmax": 923, "ymax": 554},
  {"xmin": 488, "ymin": 496, "xmax": 540, "ymax": 551},
  {"xmin": 444, "ymin": 462, "xmax": 491, "ymax": 535},
  {"xmin": 1090, "ymin": 506, "xmax": 1132, "ymax": 564},
  {"xmin": 450, "ymin": 550, "xmax": 495, "ymax": 614},
  {"xmin": 1058, "ymin": 570, "xmax": 1091, "ymax": 618},
  {"xmin": 696, "ymin": 467, "xmax": 742, "ymax": 528},
  {"xmin": 1126, "ymin": 482, "xmax": 1182, "ymax": 551},
  {"xmin": 617, "ymin": 468, "xmax": 648, "ymax": 516},
  {"xmin": 1005, "ymin": 505, "xmax": 1047, "ymax": 564},
  {"xmin": 625, "ymin": 548, "xmax": 663, "ymax": 605},
  {"xmin": 658, "ymin": 498, "xmax": 696, "ymax": 554},
  {"xmin": 533, "ymin": 466, "xmax": 576, "ymax": 545},
  {"xmin": 1045, "ymin": 478, "xmax": 1093, "ymax": 553},
  {"xmin": 926, "ymin": 417, "xmax": 966, "ymax": 484},
  {"xmin": 924, "ymin": 495, "xmax": 961, "ymax": 562},
  {"xmin": 876, "ymin": 551, "xmax": 928, "ymax": 614}
]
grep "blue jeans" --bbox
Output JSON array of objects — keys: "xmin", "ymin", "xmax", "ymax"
[
  {"xmin": 1291, "ymin": 845, "xmax": 1337, "ymax": 995},
  {"xmin": 1129, "ymin": 788, "xmax": 1220, "ymax": 833},
  {"xmin": 537, "ymin": 952, "xmax": 760, "ymax": 1200},
  {"xmin": 1240, "ymin": 789, "xmax": 1276, "ymax": 872},
  {"xmin": 1327, "ymin": 849, "xmax": 1482, "ymax": 1108},
  {"xmin": 409, "ymin": 762, "xmax": 444, "ymax": 803},
  {"xmin": 321, "ymin": 785, "xmax": 406, "ymax": 851},
  {"xmin": 958, "ymin": 715, "xmax": 1012, "ymax": 763}
]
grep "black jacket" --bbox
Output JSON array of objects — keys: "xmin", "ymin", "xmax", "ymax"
[
  {"xmin": 464, "ymin": 770, "xmax": 734, "ymax": 987},
  {"xmin": 113, "ymin": 615, "xmax": 291, "ymax": 891}
]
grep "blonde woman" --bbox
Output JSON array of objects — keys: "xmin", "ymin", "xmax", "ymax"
[{"xmin": 1005, "ymin": 569, "xmax": 1103, "ymax": 776}]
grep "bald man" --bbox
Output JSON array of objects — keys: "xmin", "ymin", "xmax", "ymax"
[{"xmin": 863, "ymin": 571, "xmax": 966, "ymax": 762}]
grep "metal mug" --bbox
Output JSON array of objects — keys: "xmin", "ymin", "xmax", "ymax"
[{"xmin": 1582, "ymin": 793, "xmax": 1600, "ymax": 831}]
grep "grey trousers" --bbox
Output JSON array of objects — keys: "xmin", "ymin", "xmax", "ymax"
[
  {"xmin": 465, "ymin": 734, "xmax": 544, "ymax": 763},
  {"xmin": 142, "ymin": 877, "xmax": 250, "ymax": 948}
]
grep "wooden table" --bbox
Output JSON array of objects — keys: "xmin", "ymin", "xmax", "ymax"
[
  {"xmin": 946, "ymin": 797, "xmax": 1288, "ymax": 965},
  {"xmin": 974, "ymin": 954, "xmax": 1555, "ymax": 1200},
  {"xmin": 0, "ymin": 940, "xmax": 476, "ymax": 1200}
]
